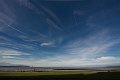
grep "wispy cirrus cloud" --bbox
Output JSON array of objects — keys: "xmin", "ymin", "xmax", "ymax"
[
  {"xmin": 17, "ymin": 0, "xmax": 63, "ymax": 31},
  {"xmin": 46, "ymin": 18, "xmax": 63, "ymax": 31},
  {"xmin": 0, "ymin": 0, "xmax": 120, "ymax": 67},
  {"xmin": 0, "ymin": 35, "xmax": 36, "ymax": 51},
  {"xmin": 40, "ymin": 42, "xmax": 55, "ymax": 47},
  {"xmin": 2, "ymin": 56, "xmax": 16, "ymax": 59},
  {"xmin": 63, "ymin": 30, "xmax": 119, "ymax": 57},
  {"xmin": 0, "ymin": 0, "xmax": 63, "ymax": 51},
  {"xmin": 6, "ymin": 30, "xmax": 120, "ymax": 67},
  {"xmin": 0, "ymin": 0, "xmax": 16, "ymax": 32},
  {"xmin": 0, "ymin": 48, "xmax": 31, "ymax": 60},
  {"xmin": 96, "ymin": 56, "xmax": 117, "ymax": 63}
]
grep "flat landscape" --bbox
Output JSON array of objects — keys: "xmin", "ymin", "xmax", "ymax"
[
  {"xmin": 0, "ymin": 71, "xmax": 120, "ymax": 80},
  {"xmin": 0, "ymin": 71, "xmax": 96, "ymax": 76},
  {"xmin": 0, "ymin": 0, "xmax": 120, "ymax": 80}
]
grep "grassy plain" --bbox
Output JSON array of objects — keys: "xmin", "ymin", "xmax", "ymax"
[
  {"xmin": 0, "ymin": 71, "xmax": 119, "ymax": 80},
  {"xmin": 0, "ymin": 71, "xmax": 96, "ymax": 76}
]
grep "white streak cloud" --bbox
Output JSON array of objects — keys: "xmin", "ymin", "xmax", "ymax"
[
  {"xmin": 96, "ymin": 56, "xmax": 117, "ymax": 62},
  {"xmin": 41, "ymin": 42, "xmax": 55, "ymax": 47},
  {"xmin": 0, "ymin": 48, "xmax": 31, "ymax": 60},
  {"xmin": 6, "ymin": 30, "xmax": 120, "ymax": 67},
  {"xmin": 2, "ymin": 56, "xmax": 16, "ymax": 59}
]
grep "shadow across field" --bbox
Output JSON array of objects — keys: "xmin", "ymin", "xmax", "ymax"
[{"xmin": 0, "ymin": 72, "xmax": 120, "ymax": 80}]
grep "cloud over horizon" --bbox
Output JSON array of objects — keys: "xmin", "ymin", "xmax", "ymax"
[{"xmin": 0, "ymin": 0, "xmax": 120, "ymax": 67}]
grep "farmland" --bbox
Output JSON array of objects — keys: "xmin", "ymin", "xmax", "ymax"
[
  {"xmin": 0, "ymin": 71, "xmax": 120, "ymax": 80},
  {"xmin": 0, "ymin": 71, "xmax": 96, "ymax": 76}
]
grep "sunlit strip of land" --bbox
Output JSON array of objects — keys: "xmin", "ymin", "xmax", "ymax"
[
  {"xmin": 0, "ymin": 71, "xmax": 120, "ymax": 80},
  {"xmin": 0, "ymin": 71, "xmax": 96, "ymax": 76}
]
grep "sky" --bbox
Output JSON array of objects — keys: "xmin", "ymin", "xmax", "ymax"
[{"xmin": 0, "ymin": 0, "xmax": 120, "ymax": 67}]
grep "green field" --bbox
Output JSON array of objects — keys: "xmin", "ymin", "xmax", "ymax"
[
  {"xmin": 0, "ymin": 71, "xmax": 96, "ymax": 76},
  {"xmin": 0, "ymin": 71, "xmax": 120, "ymax": 80}
]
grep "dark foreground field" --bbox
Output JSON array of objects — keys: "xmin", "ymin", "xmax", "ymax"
[{"xmin": 0, "ymin": 71, "xmax": 120, "ymax": 80}]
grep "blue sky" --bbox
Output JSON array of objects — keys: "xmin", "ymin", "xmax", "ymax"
[{"xmin": 0, "ymin": 0, "xmax": 120, "ymax": 67}]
